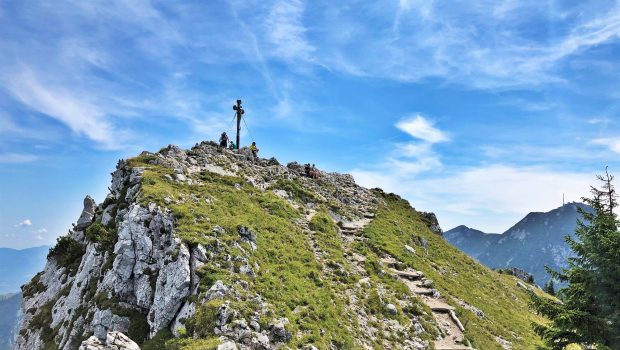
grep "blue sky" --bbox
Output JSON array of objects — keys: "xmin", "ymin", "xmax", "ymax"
[{"xmin": 1, "ymin": 0, "xmax": 620, "ymax": 248}]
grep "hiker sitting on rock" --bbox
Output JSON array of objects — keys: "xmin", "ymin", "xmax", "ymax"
[
  {"xmin": 219, "ymin": 132, "xmax": 229, "ymax": 148},
  {"xmin": 250, "ymin": 142, "xmax": 259, "ymax": 157},
  {"xmin": 305, "ymin": 163, "xmax": 320, "ymax": 179},
  {"xmin": 228, "ymin": 140, "xmax": 236, "ymax": 150}
]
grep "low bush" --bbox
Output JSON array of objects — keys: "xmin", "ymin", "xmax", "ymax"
[
  {"xmin": 48, "ymin": 235, "xmax": 84, "ymax": 276},
  {"xmin": 85, "ymin": 222, "xmax": 118, "ymax": 252}
]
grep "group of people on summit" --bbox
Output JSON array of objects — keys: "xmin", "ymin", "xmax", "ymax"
[
  {"xmin": 219, "ymin": 132, "xmax": 259, "ymax": 158},
  {"xmin": 218, "ymin": 131, "xmax": 319, "ymax": 178}
]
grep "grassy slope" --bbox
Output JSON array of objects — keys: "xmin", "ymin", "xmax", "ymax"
[
  {"xmin": 131, "ymin": 155, "xmax": 358, "ymax": 349},
  {"xmin": 129, "ymin": 154, "xmax": 547, "ymax": 349},
  {"xmin": 363, "ymin": 192, "xmax": 547, "ymax": 350}
]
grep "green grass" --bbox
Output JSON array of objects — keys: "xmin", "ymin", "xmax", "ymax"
[
  {"xmin": 362, "ymin": 191, "xmax": 547, "ymax": 350},
  {"xmin": 128, "ymin": 156, "xmax": 359, "ymax": 349},
  {"xmin": 126, "ymin": 155, "xmax": 549, "ymax": 349}
]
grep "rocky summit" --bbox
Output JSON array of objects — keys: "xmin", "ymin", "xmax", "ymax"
[{"xmin": 16, "ymin": 141, "xmax": 550, "ymax": 350}]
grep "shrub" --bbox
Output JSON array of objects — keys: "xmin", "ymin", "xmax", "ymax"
[
  {"xmin": 22, "ymin": 272, "xmax": 46, "ymax": 298},
  {"xmin": 85, "ymin": 222, "xmax": 118, "ymax": 252},
  {"xmin": 48, "ymin": 235, "xmax": 84, "ymax": 276}
]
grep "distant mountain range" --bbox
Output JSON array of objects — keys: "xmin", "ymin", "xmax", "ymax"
[
  {"xmin": 0, "ymin": 246, "xmax": 49, "ymax": 294},
  {"xmin": 444, "ymin": 202, "xmax": 591, "ymax": 286},
  {"xmin": 0, "ymin": 293, "xmax": 21, "ymax": 350}
]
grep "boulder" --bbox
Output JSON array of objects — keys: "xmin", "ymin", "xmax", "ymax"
[
  {"xmin": 76, "ymin": 196, "xmax": 97, "ymax": 231},
  {"xmin": 238, "ymin": 226, "xmax": 257, "ymax": 244},
  {"xmin": 269, "ymin": 318, "xmax": 291, "ymax": 343},
  {"xmin": 106, "ymin": 331, "xmax": 141, "ymax": 350},
  {"xmin": 79, "ymin": 331, "xmax": 139, "ymax": 350},
  {"xmin": 217, "ymin": 341, "xmax": 238, "ymax": 350},
  {"xmin": 420, "ymin": 212, "xmax": 443, "ymax": 235}
]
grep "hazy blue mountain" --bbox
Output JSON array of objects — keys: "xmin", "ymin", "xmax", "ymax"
[
  {"xmin": 445, "ymin": 202, "xmax": 591, "ymax": 286},
  {"xmin": 443, "ymin": 225, "xmax": 501, "ymax": 259},
  {"xmin": 0, "ymin": 293, "xmax": 21, "ymax": 350},
  {"xmin": 0, "ymin": 246, "xmax": 49, "ymax": 294}
]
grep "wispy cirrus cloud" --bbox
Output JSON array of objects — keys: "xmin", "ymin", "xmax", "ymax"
[
  {"xmin": 0, "ymin": 153, "xmax": 37, "ymax": 163},
  {"xmin": 14, "ymin": 219, "xmax": 32, "ymax": 228},
  {"xmin": 265, "ymin": 0, "xmax": 315, "ymax": 62},
  {"xmin": 4, "ymin": 68, "xmax": 118, "ymax": 148},
  {"xmin": 592, "ymin": 137, "xmax": 620, "ymax": 154},
  {"xmin": 356, "ymin": 114, "xmax": 448, "ymax": 177},
  {"xmin": 301, "ymin": 0, "xmax": 620, "ymax": 89}
]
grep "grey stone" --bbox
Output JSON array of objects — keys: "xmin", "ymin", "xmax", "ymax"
[
  {"xmin": 213, "ymin": 226, "xmax": 226, "ymax": 235},
  {"xmin": 217, "ymin": 341, "xmax": 238, "ymax": 350},
  {"xmin": 386, "ymin": 303, "xmax": 398, "ymax": 315},
  {"xmin": 92, "ymin": 309, "xmax": 130, "ymax": 341},
  {"xmin": 404, "ymin": 244, "xmax": 415, "ymax": 254},
  {"xmin": 76, "ymin": 196, "xmax": 97, "ymax": 231},
  {"xmin": 253, "ymin": 333, "xmax": 271, "ymax": 350},
  {"xmin": 250, "ymin": 320, "xmax": 260, "ymax": 332},
  {"xmin": 101, "ymin": 204, "xmax": 116, "ymax": 227},
  {"xmin": 205, "ymin": 280, "xmax": 229, "ymax": 301},
  {"xmin": 106, "ymin": 331, "xmax": 140, "ymax": 350},
  {"xmin": 421, "ymin": 279, "xmax": 434, "ymax": 288},
  {"xmin": 79, "ymin": 336, "xmax": 104, "ymax": 350},
  {"xmin": 269, "ymin": 318, "xmax": 291, "ymax": 343},
  {"xmin": 238, "ymin": 226, "xmax": 256, "ymax": 244}
]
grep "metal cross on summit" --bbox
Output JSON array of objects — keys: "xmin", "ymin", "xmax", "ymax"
[{"xmin": 233, "ymin": 99, "xmax": 244, "ymax": 150}]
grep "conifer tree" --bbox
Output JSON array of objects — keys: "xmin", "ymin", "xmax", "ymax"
[
  {"xmin": 531, "ymin": 169, "xmax": 620, "ymax": 350},
  {"xmin": 543, "ymin": 279, "xmax": 555, "ymax": 296}
]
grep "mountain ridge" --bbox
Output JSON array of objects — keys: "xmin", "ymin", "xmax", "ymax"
[
  {"xmin": 15, "ymin": 141, "xmax": 549, "ymax": 350},
  {"xmin": 445, "ymin": 202, "xmax": 591, "ymax": 286},
  {"xmin": 0, "ymin": 246, "xmax": 49, "ymax": 294},
  {"xmin": 0, "ymin": 292, "xmax": 21, "ymax": 350}
]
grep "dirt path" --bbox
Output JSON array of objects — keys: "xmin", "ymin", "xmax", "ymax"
[
  {"xmin": 301, "ymin": 206, "xmax": 474, "ymax": 349},
  {"xmin": 382, "ymin": 259, "xmax": 474, "ymax": 350}
]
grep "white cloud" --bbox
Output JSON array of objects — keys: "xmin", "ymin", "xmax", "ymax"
[
  {"xmin": 34, "ymin": 228, "xmax": 47, "ymax": 234},
  {"xmin": 307, "ymin": 1, "xmax": 620, "ymax": 89},
  {"xmin": 0, "ymin": 153, "xmax": 37, "ymax": 163},
  {"xmin": 367, "ymin": 114, "xmax": 449, "ymax": 176},
  {"xmin": 592, "ymin": 137, "xmax": 620, "ymax": 154},
  {"xmin": 352, "ymin": 164, "xmax": 593, "ymax": 232},
  {"xmin": 396, "ymin": 115, "xmax": 449, "ymax": 143},
  {"xmin": 4, "ymin": 68, "xmax": 117, "ymax": 148},
  {"xmin": 14, "ymin": 219, "xmax": 33, "ymax": 228},
  {"xmin": 265, "ymin": 0, "xmax": 315, "ymax": 62},
  {"xmin": 587, "ymin": 117, "xmax": 613, "ymax": 125}
]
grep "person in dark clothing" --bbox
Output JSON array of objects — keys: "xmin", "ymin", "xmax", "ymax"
[{"xmin": 219, "ymin": 132, "xmax": 229, "ymax": 147}]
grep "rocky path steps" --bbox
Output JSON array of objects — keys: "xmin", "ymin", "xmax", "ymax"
[
  {"xmin": 381, "ymin": 259, "xmax": 475, "ymax": 350},
  {"xmin": 333, "ymin": 212, "xmax": 475, "ymax": 350},
  {"xmin": 295, "ymin": 204, "xmax": 476, "ymax": 349}
]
